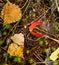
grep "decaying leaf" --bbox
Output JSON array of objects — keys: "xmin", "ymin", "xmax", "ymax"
[
  {"xmin": 11, "ymin": 33, "xmax": 24, "ymax": 45},
  {"xmin": 7, "ymin": 43, "xmax": 24, "ymax": 59},
  {"xmin": 1, "ymin": 1, "xmax": 22, "ymax": 25},
  {"xmin": 50, "ymin": 48, "xmax": 59, "ymax": 61}
]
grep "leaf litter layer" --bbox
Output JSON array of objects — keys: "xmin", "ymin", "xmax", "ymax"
[{"xmin": 0, "ymin": 0, "xmax": 59, "ymax": 65}]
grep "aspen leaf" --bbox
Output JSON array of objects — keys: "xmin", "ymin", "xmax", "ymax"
[
  {"xmin": 1, "ymin": 1, "xmax": 22, "ymax": 25},
  {"xmin": 7, "ymin": 43, "xmax": 24, "ymax": 59}
]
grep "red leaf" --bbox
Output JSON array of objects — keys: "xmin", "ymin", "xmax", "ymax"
[{"xmin": 29, "ymin": 22, "xmax": 44, "ymax": 37}]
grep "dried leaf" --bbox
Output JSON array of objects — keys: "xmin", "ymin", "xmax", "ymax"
[
  {"xmin": 50, "ymin": 48, "xmax": 59, "ymax": 61},
  {"xmin": 7, "ymin": 43, "xmax": 24, "ymax": 59},
  {"xmin": 11, "ymin": 33, "xmax": 24, "ymax": 46},
  {"xmin": 1, "ymin": 1, "xmax": 22, "ymax": 25}
]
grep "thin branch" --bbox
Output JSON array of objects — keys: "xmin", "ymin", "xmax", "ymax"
[
  {"xmin": 35, "ymin": 27, "xmax": 59, "ymax": 44},
  {"xmin": 33, "ymin": 51, "xmax": 48, "ymax": 65},
  {"xmin": 21, "ymin": 0, "xmax": 28, "ymax": 9}
]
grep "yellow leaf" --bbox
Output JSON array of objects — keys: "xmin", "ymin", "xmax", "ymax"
[
  {"xmin": 57, "ymin": 7, "xmax": 59, "ymax": 12},
  {"xmin": 50, "ymin": 48, "xmax": 59, "ymax": 61},
  {"xmin": 15, "ymin": 46, "xmax": 24, "ymax": 59},
  {"xmin": 7, "ymin": 43, "xmax": 24, "ymax": 59},
  {"xmin": 1, "ymin": 1, "xmax": 22, "ymax": 25}
]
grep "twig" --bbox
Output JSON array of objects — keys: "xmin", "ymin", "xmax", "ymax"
[
  {"xmin": 0, "ymin": 46, "xmax": 7, "ymax": 51},
  {"xmin": 21, "ymin": 0, "xmax": 28, "ymax": 9},
  {"xmin": 55, "ymin": 0, "xmax": 58, "ymax": 10},
  {"xmin": 35, "ymin": 27, "xmax": 56, "ymax": 37},
  {"xmin": 33, "ymin": 53, "xmax": 42, "ymax": 62},
  {"xmin": 33, "ymin": 51, "xmax": 48, "ymax": 65},
  {"xmin": 25, "ymin": 45, "xmax": 38, "ymax": 60},
  {"xmin": 35, "ymin": 61, "xmax": 53, "ymax": 64},
  {"xmin": 35, "ymin": 62, "xmax": 46, "ymax": 64},
  {"xmin": 35, "ymin": 27, "xmax": 59, "ymax": 44},
  {"xmin": 45, "ymin": 35, "xmax": 59, "ymax": 43},
  {"xmin": 27, "ymin": 33, "xmax": 44, "ymax": 41},
  {"xmin": 22, "ymin": 0, "xmax": 31, "ymax": 16}
]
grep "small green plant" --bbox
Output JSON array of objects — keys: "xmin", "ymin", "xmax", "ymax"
[
  {"xmin": 39, "ymin": 40, "xmax": 44, "ymax": 45},
  {"xmin": 3, "ymin": 31, "xmax": 7, "ymax": 36},
  {"xmin": 54, "ymin": 26, "xmax": 59, "ymax": 31},
  {"xmin": 32, "ymin": 63, "xmax": 36, "ymax": 65},
  {"xmin": 52, "ymin": 48, "xmax": 56, "ymax": 52},
  {"xmin": 4, "ymin": 24, "xmax": 11, "ymax": 29},
  {"xmin": 49, "ymin": 0, "xmax": 53, "ymax": 2},
  {"xmin": 13, "ymin": 57, "xmax": 22, "ymax": 63},
  {"xmin": 26, "ymin": 50, "xmax": 30, "ymax": 54},
  {"xmin": 44, "ymin": 48, "xmax": 48, "ymax": 53},
  {"xmin": 3, "ymin": 52, "xmax": 9, "ymax": 62},
  {"xmin": 0, "ymin": 39, "xmax": 3, "ymax": 45},
  {"xmin": 29, "ymin": 58, "xmax": 34, "ymax": 63},
  {"xmin": 45, "ymin": 40, "xmax": 48, "ymax": 45},
  {"xmin": 29, "ymin": 13, "xmax": 36, "ymax": 18},
  {"xmin": 53, "ymin": 61, "xmax": 58, "ymax": 65},
  {"xmin": 3, "ymin": 52, "xmax": 8, "ymax": 58},
  {"xmin": 46, "ymin": 57, "xmax": 50, "ymax": 61}
]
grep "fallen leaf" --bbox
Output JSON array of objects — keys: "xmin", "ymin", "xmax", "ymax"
[
  {"xmin": 50, "ymin": 48, "xmax": 59, "ymax": 61},
  {"xmin": 57, "ymin": 7, "xmax": 59, "ymax": 12},
  {"xmin": 11, "ymin": 33, "xmax": 24, "ymax": 46},
  {"xmin": 1, "ymin": 1, "xmax": 22, "ymax": 25},
  {"xmin": 7, "ymin": 43, "xmax": 24, "ymax": 59}
]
